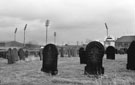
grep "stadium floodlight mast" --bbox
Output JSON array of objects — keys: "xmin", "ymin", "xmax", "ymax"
[
  {"xmin": 45, "ymin": 19, "xmax": 50, "ymax": 44},
  {"xmin": 105, "ymin": 22, "xmax": 109, "ymax": 37},
  {"xmin": 14, "ymin": 28, "xmax": 17, "ymax": 41},
  {"xmin": 24, "ymin": 24, "xmax": 27, "ymax": 47}
]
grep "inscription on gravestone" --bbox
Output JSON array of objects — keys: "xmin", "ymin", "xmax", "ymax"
[
  {"xmin": 41, "ymin": 44, "xmax": 58, "ymax": 75},
  {"xmin": 84, "ymin": 41, "xmax": 104, "ymax": 76}
]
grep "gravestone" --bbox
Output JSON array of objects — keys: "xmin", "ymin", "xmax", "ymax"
[
  {"xmin": 34, "ymin": 51, "xmax": 38, "ymax": 57},
  {"xmin": 84, "ymin": 41, "xmax": 104, "ymax": 75},
  {"xmin": 41, "ymin": 44, "xmax": 58, "ymax": 75},
  {"xmin": 67, "ymin": 48, "xmax": 71, "ymax": 57},
  {"xmin": 71, "ymin": 48, "xmax": 76, "ymax": 57},
  {"xmin": 79, "ymin": 47, "xmax": 86, "ymax": 64},
  {"xmin": 38, "ymin": 49, "xmax": 43, "ymax": 60},
  {"xmin": 74, "ymin": 47, "xmax": 78, "ymax": 57},
  {"xmin": 71, "ymin": 48, "xmax": 74, "ymax": 57},
  {"xmin": 7, "ymin": 48, "xmax": 14, "ymax": 64},
  {"xmin": 127, "ymin": 41, "xmax": 135, "ymax": 70},
  {"xmin": 0, "ymin": 51, "xmax": 7, "ymax": 59},
  {"xmin": 106, "ymin": 46, "xmax": 115, "ymax": 60},
  {"xmin": 59, "ymin": 47, "xmax": 64, "ymax": 57},
  {"xmin": 12, "ymin": 48, "xmax": 19, "ymax": 61},
  {"xmin": 25, "ymin": 50, "xmax": 29, "ymax": 58},
  {"xmin": 18, "ymin": 48, "xmax": 25, "ymax": 60}
]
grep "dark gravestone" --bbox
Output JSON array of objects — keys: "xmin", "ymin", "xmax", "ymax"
[
  {"xmin": 7, "ymin": 48, "xmax": 14, "ymax": 64},
  {"xmin": 127, "ymin": 41, "xmax": 135, "ymax": 70},
  {"xmin": 0, "ymin": 51, "xmax": 7, "ymax": 59},
  {"xmin": 84, "ymin": 41, "xmax": 104, "ymax": 75},
  {"xmin": 25, "ymin": 50, "xmax": 29, "ymax": 58},
  {"xmin": 18, "ymin": 48, "xmax": 25, "ymax": 60},
  {"xmin": 67, "ymin": 48, "xmax": 71, "ymax": 57},
  {"xmin": 10, "ymin": 49, "xmax": 15, "ymax": 63},
  {"xmin": 12, "ymin": 48, "xmax": 19, "ymax": 61},
  {"xmin": 41, "ymin": 44, "xmax": 58, "ymax": 75},
  {"xmin": 74, "ymin": 47, "xmax": 78, "ymax": 57},
  {"xmin": 34, "ymin": 51, "xmax": 38, "ymax": 57},
  {"xmin": 79, "ymin": 47, "xmax": 86, "ymax": 64},
  {"xmin": 7, "ymin": 48, "xmax": 16, "ymax": 64},
  {"xmin": 71, "ymin": 48, "xmax": 74, "ymax": 57},
  {"xmin": 106, "ymin": 46, "xmax": 115, "ymax": 60},
  {"xmin": 72, "ymin": 48, "xmax": 76, "ymax": 57},
  {"xmin": 59, "ymin": 47, "xmax": 64, "ymax": 57},
  {"xmin": 115, "ymin": 48, "xmax": 118, "ymax": 54},
  {"xmin": 39, "ymin": 49, "xmax": 43, "ymax": 60}
]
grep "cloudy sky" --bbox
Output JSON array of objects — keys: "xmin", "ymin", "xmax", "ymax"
[{"xmin": 0, "ymin": 0, "xmax": 134, "ymax": 45}]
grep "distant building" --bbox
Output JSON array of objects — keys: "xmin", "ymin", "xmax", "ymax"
[{"xmin": 115, "ymin": 35, "xmax": 135, "ymax": 50}]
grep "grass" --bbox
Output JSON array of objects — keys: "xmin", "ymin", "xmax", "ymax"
[{"xmin": 0, "ymin": 54, "xmax": 135, "ymax": 85}]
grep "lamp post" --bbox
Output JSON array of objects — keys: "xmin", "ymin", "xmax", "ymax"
[
  {"xmin": 105, "ymin": 22, "xmax": 109, "ymax": 37},
  {"xmin": 45, "ymin": 19, "xmax": 49, "ymax": 44}
]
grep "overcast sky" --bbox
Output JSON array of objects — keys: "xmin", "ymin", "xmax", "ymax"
[{"xmin": 0, "ymin": 0, "xmax": 134, "ymax": 45}]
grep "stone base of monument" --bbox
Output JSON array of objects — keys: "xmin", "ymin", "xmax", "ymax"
[
  {"xmin": 84, "ymin": 66, "xmax": 104, "ymax": 76},
  {"xmin": 41, "ymin": 68, "xmax": 58, "ymax": 75}
]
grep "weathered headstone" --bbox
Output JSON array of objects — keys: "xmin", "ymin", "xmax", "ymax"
[
  {"xmin": 34, "ymin": 51, "xmax": 38, "ymax": 57},
  {"xmin": 74, "ymin": 47, "xmax": 78, "ymax": 57},
  {"xmin": 18, "ymin": 48, "xmax": 25, "ymax": 60},
  {"xmin": 79, "ymin": 47, "xmax": 86, "ymax": 64},
  {"xmin": 70, "ymin": 47, "xmax": 74, "ymax": 57},
  {"xmin": 41, "ymin": 44, "xmax": 58, "ymax": 75},
  {"xmin": 12, "ymin": 48, "xmax": 19, "ymax": 61},
  {"xmin": 84, "ymin": 41, "xmax": 104, "ymax": 75},
  {"xmin": 67, "ymin": 48, "xmax": 71, "ymax": 57},
  {"xmin": 38, "ymin": 49, "xmax": 43, "ymax": 60},
  {"xmin": 71, "ymin": 48, "xmax": 76, "ymax": 57},
  {"xmin": 7, "ymin": 48, "xmax": 14, "ymax": 64},
  {"xmin": 25, "ymin": 50, "xmax": 29, "ymax": 58},
  {"xmin": 0, "ymin": 51, "xmax": 7, "ymax": 59},
  {"xmin": 127, "ymin": 41, "xmax": 135, "ymax": 70},
  {"xmin": 59, "ymin": 47, "xmax": 64, "ymax": 57},
  {"xmin": 106, "ymin": 46, "xmax": 115, "ymax": 60}
]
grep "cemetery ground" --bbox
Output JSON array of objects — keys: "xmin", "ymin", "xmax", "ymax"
[{"xmin": 0, "ymin": 54, "xmax": 135, "ymax": 85}]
